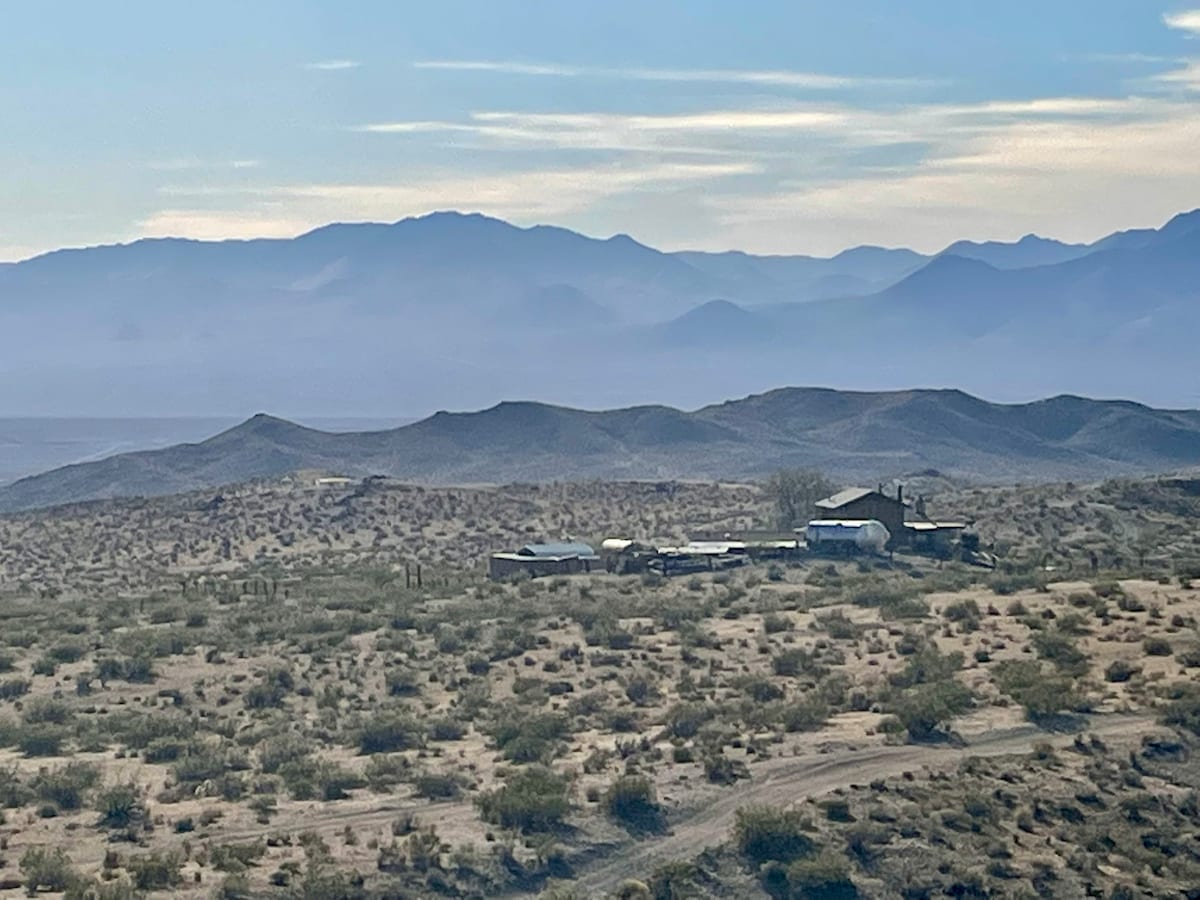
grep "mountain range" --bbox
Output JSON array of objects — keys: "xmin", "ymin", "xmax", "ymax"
[
  {"xmin": 2, "ymin": 387, "xmax": 1199, "ymax": 513},
  {"xmin": 2, "ymin": 207, "xmax": 1199, "ymax": 416}
]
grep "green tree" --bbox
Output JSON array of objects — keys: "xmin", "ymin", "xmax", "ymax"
[{"xmin": 765, "ymin": 470, "xmax": 836, "ymax": 530}]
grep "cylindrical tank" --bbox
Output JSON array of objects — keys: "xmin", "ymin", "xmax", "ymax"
[{"xmin": 805, "ymin": 519, "xmax": 891, "ymax": 554}]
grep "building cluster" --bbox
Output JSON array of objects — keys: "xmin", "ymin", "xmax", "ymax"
[{"xmin": 488, "ymin": 484, "xmax": 977, "ymax": 580}]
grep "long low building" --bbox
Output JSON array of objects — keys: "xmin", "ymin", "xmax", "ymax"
[{"xmin": 488, "ymin": 541, "xmax": 600, "ymax": 580}]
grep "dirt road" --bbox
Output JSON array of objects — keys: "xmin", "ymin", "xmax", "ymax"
[{"xmin": 571, "ymin": 712, "xmax": 1154, "ymax": 896}]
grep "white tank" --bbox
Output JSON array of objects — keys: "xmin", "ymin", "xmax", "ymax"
[{"xmin": 805, "ymin": 519, "xmax": 891, "ymax": 554}]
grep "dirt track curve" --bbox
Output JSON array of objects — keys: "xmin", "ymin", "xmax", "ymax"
[{"xmin": 572, "ymin": 712, "xmax": 1154, "ymax": 896}]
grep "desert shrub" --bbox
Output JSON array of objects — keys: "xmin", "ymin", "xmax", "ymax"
[
  {"xmin": 18, "ymin": 725, "xmax": 67, "ymax": 757},
  {"xmin": 490, "ymin": 712, "xmax": 567, "ymax": 763},
  {"xmin": 994, "ymin": 660, "xmax": 1080, "ymax": 721},
  {"xmin": 814, "ymin": 610, "xmax": 859, "ymax": 640},
  {"xmin": 778, "ymin": 698, "xmax": 828, "ymax": 733},
  {"xmin": 95, "ymin": 782, "xmax": 147, "ymax": 829},
  {"xmin": 34, "ymin": 761, "xmax": 101, "ymax": 811},
  {"xmin": 92, "ymin": 654, "xmax": 155, "ymax": 684},
  {"xmin": 737, "ymin": 676, "xmax": 784, "ymax": 703},
  {"xmin": 244, "ymin": 667, "xmax": 295, "ymax": 709},
  {"xmin": 1032, "ymin": 631, "xmax": 1088, "ymax": 676},
  {"xmin": 647, "ymin": 861, "xmax": 700, "ymax": 899},
  {"xmin": 356, "ymin": 713, "xmax": 424, "ymax": 754},
  {"xmin": 279, "ymin": 759, "xmax": 365, "ymax": 801},
  {"xmin": 428, "ymin": 718, "xmax": 465, "ymax": 741},
  {"xmin": 604, "ymin": 775, "xmax": 663, "ymax": 831},
  {"xmin": 0, "ymin": 677, "xmax": 31, "ymax": 700},
  {"xmin": 889, "ymin": 648, "xmax": 963, "ymax": 689},
  {"xmin": 1161, "ymin": 686, "xmax": 1200, "ymax": 735},
  {"xmin": 704, "ymin": 753, "xmax": 750, "ymax": 785},
  {"xmin": 209, "ymin": 840, "xmax": 267, "ymax": 873},
  {"xmin": 126, "ymin": 851, "xmax": 183, "ymax": 891},
  {"xmin": 989, "ymin": 573, "xmax": 1042, "ymax": 596},
  {"xmin": 1144, "ymin": 637, "xmax": 1174, "ymax": 657},
  {"xmin": 21, "ymin": 847, "xmax": 78, "ymax": 893},
  {"xmin": 773, "ymin": 648, "xmax": 826, "ymax": 679},
  {"xmin": 48, "ymin": 641, "xmax": 87, "ymax": 664},
  {"xmin": 476, "ymin": 766, "xmax": 571, "ymax": 832},
  {"xmin": 258, "ymin": 733, "xmax": 314, "ymax": 774},
  {"xmin": 385, "ymin": 669, "xmax": 421, "ymax": 697},
  {"xmin": 1105, "ymin": 660, "xmax": 1140, "ymax": 683},
  {"xmin": 22, "ymin": 698, "xmax": 74, "ymax": 726},
  {"xmin": 363, "ymin": 754, "xmax": 411, "ymax": 792},
  {"xmin": 762, "ymin": 613, "xmax": 793, "ymax": 635},
  {"xmin": 785, "ymin": 852, "xmax": 856, "ymax": 897},
  {"xmin": 664, "ymin": 703, "xmax": 712, "ymax": 739},
  {"xmin": 414, "ymin": 772, "xmax": 464, "ymax": 800},
  {"xmin": 734, "ymin": 806, "xmax": 814, "ymax": 865},
  {"xmin": 0, "ymin": 765, "xmax": 33, "ymax": 807},
  {"xmin": 888, "ymin": 680, "xmax": 973, "ymax": 741},
  {"xmin": 171, "ymin": 741, "xmax": 250, "ymax": 783}
]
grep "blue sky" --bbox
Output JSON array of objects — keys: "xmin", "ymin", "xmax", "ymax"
[{"xmin": 3, "ymin": 0, "xmax": 1200, "ymax": 259}]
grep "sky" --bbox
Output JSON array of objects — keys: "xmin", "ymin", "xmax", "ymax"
[{"xmin": 3, "ymin": 0, "xmax": 1200, "ymax": 260}]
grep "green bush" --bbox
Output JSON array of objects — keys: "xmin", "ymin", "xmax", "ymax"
[
  {"xmin": 126, "ymin": 851, "xmax": 183, "ymax": 891},
  {"xmin": 356, "ymin": 713, "xmax": 425, "ymax": 754},
  {"xmin": 20, "ymin": 846, "xmax": 78, "ymax": 893},
  {"xmin": 785, "ymin": 852, "xmax": 856, "ymax": 897},
  {"xmin": 258, "ymin": 733, "xmax": 314, "ymax": 774},
  {"xmin": 773, "ymin": 648, "xmax": 826, "ymax": 679},
  {"xmin": 1161, "ymin": 686, "xmax": 1200, "ymax": 735},
  {"xmin": 34, "ymin": 762, "xmax": 101, "ymax": 811},
  {"xmin": 994, "ymin": 660, "xmax": 1080, "ymax": 721},
  {"xmin": 888, "ymin": 680, "xmax": 973, "ymax": 741},
  {"xmin": 476, "ymin": 766, "xmax": 571, "ymax": 832},
  {"xmin": 244, "ymin": 668, "xmax": 295, "ymax": 709},
  {"xmin": 1032, "ymin": 631, "xmax": 1088, "ymax": 676},
  {"xmin": 279, "ymin": 758, "xmax": 365, "ymax": 801},
  {"xmin": 414, "ymin": 772, "xmax": 463, "ymax": 800},
  {"xmin": 18, "ymin": 725, "xmax": 67, "ymax": 757},
  {"xmin": 95, "ymin": 782, "xmax": 147, "ymax": 829},
  {"xmin": 0, "ymin": 677, "xmax": 31, "ymax": 700},
  {"xmin": 1105, "ymin": 660, "xmax": 1140, "ymax": 683},
  {"xmin": 664, "ymin": 703, "xmax": 712, "ymax": 739},
  {"xmin": 604, "ymin": 775, "xmax": 663, "ymax": 830},
  {"xmin": 490, "ymin": 712, "xmax": 566, "ymax": 763},
  {"xmin": 778, "ymin": 698, "xmax": 828, "ymax": 733},
  {"xmin": 1144, "ymin": 637, "xmax": 1174, "ymax": 657},
  {"xmin": 734, "ymin": 806, "xmax": 814, "ymax": 865},
  {"xmin": 888, "ymin": 649, "xmax": 963, "ymax": 689}
]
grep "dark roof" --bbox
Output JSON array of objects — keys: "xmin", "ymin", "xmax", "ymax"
[{"xmin": 519, "ymin": 542, "xmax": 597, "ymax": 558}]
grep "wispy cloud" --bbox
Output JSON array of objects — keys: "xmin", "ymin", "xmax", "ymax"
[
  {"xmin": 413, "ymin": 59, "xmax": 930, "ymax": 90},
  {"xmin": 142, "ymin": 160, "xmax": 757, "ymax": 241},
  {"xmin": 1164, "ymin": 9, "xmax": 1200, "ymax": 35},
  {"xmin": 148, "ymin": 158, "xmax": 263, "ymax": 172},
  {"xmin": 305, "ymin": 59, "xmax": 360, "ymax": 71}
]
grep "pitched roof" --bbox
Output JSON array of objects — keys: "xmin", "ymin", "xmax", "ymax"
[
  {"xmin": 519, "ymin": 542, "xmax": 597, "ymax": 558},
  {"xmin": 815, "ymin": 487, "xmax": 879, "ymax": 509}
]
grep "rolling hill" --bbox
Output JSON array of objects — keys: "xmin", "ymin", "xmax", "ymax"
[{"xmin": 2, "ymin": 387, "xmax": 1198, "ymax": 512}]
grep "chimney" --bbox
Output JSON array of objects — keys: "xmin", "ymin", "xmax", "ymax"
[{"xmin": 897, "ymin": 484, "xmax": 904, "ymax": 504}]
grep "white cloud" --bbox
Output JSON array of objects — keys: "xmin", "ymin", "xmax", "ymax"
[
  {"xmin": 1151, "ymin": 59, "xmax": 1200, "ymax": 89},
  {"xmin": 305, "ymin": 60, "xmax": 360, "ymax": 71},
  {"xmin": 148, "ymin": 159, "xmax": 263, "ymax": 172},
  {"xmin": 412, "ymin": 59, "xmax": 928, "ymax": 90},
  {"xmin": 140, "ymin": 160, "xmax": 757, "ymax": 241},
  {"xmin": 1164, "ymin": 9, "xmax": 1200, "ymax": 34}
]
